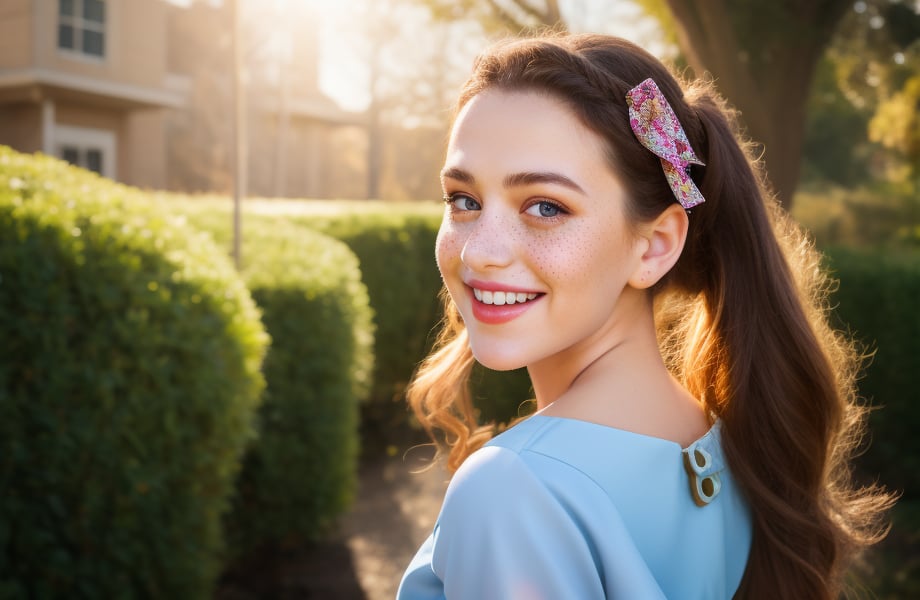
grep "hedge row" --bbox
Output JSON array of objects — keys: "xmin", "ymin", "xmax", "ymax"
[
  {"xmin": 296, "ymin": 210, "xmax": 448, "ymax": 446},
  {"xmin": 826, "ymin": 247, "xmax": 920, "ymax": 498},
  {"xmin": 0, "ymin": 150, "xmax": 375, "ymax": 597},
  {"xmin": 221, "ymin": 221, "xmax": 374, "ymax": 555},
  {"xmin": 0, "ymin": 148, "xmax": 269, "ymax": 598}
]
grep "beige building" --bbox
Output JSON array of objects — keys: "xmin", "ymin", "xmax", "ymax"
[{"xmin": 0, "ymin": 0, "xmax": 365, "ymax": 197}]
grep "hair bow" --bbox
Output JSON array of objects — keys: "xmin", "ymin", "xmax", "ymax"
[{"xmin": 626, "ymin": 78, "xmax": 705, "ymax": 209}]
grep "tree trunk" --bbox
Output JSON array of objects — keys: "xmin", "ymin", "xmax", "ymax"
[{"xmin": 665, "ymin": 0, "xmax": 850, "ymax": 210}]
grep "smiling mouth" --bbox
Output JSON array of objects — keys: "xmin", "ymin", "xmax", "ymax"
[{"xmin": 472, "ymin": 288, "xmax": 540, "ymax": 306}]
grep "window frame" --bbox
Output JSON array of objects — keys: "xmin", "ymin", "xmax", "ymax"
[
  {"xmin": 55, "ymin": 125, "xmax": 117, "ymax": 179},
  {"xmin": 57, "ymin": 0, "xmax": 107, "ymax": 61}
]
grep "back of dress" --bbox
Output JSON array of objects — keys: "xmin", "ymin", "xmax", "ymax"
[{"xmin": 398, "ymin": 415, "xmax": 752, "ymax": 600}]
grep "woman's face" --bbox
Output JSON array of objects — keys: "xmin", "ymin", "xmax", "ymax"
[{"xmin": 437, "ymin": 89, "xmax": 648, "ymax": 372}]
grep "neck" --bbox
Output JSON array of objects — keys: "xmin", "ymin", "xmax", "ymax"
[{"xmin": 528, "ymin": 289, "xmax": 665, "ymax": 410}]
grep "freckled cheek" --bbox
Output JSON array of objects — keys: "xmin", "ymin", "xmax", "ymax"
[
  {"xmin": 523, "ymin": 227, "xmax": 607, "ymax": 284},
  {"xmin": 435, "ymin": 225, "xmax": 464, "ymax": 280}
]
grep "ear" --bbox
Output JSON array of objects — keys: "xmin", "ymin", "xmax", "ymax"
[{"xmin": 628, "ymin": 203, "xmax": 689, "ymax": 290}]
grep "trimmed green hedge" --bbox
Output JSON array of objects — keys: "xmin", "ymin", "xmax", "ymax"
[
  {"xmin": 825, "ymin": 247, "xmax": 920, "ymax": 498},
  {"xmin": 300, "ymin": 212, "xmax": 446, "ymax": 446},
  {"xmin": 0, "ymin": 148, "xmax": 268, "ymax": 598},
  {"xmin": 223, "ymin": 221, "xmax": 374, "ymax": 553}
]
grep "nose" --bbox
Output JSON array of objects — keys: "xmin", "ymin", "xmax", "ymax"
[{"xmin": 460, "ymin": 206, "xmax": 515, "ymax": 271}]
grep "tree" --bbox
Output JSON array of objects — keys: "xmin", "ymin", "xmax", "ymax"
[
  {"xmin": 800, "ymin": 0, "xmax": 920, "ymax": 188},
  {"xmin": 651, "ymin": 0, "xmax": 854, "ymax": 209},
  {"xmin": 840, "ymin": 1, "xmax": 920, "ymax": 186},
  {"xmin": 870, "ymin": 74, "xmax": 920, "ymax": 184},
  {"xmin": 801, "ymin": 55, "xmax": 874, "ymax": 187}
]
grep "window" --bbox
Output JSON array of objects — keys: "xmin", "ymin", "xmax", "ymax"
[
  {"xmin": 85, "ymin": 149, "xmax": 103, "ymax": 174},
  {"xmin": 60, "ymin": 145, "xmax": 105, "ymax": 175},
  {"xmin": 56, "ymin": 126, "xmax": 116, "ymax": 179},
  {"xmin": 61, "ymin": 146, "xmax": 80, "ymax": 166},
  {"xmin": 58, "ymin": 0, "xmax": 106, "ymax": 58}
]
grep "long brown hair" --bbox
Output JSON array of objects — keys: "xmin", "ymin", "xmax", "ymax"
[{"xmin": 407, "ymin": 34, "xmax": 891, "ymax": 598}]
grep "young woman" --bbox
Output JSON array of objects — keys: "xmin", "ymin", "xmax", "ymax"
[{"xmin": 397, "ymin": 34, "xmax": 890, "ymax": 599}]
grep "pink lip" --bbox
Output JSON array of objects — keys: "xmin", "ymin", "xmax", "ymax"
[{"xmin": 465, "ymin": 280, "xmax": 543, "ymax": 325}]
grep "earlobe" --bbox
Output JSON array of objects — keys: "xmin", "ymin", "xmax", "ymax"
[{"xmin": 628, "ymin": 204, "xmax": 689, "ymax": 290}]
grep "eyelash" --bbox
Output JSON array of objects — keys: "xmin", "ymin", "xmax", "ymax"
[
  {"xmin": 443, "ymin": 193, "xmax": 570, "ymax": 221},
  {"xmin": 443, "ymin": 192, "xmax": 481, "ymax": 212},
  {"xmin": 524, "ymin": 199, "xmax": 569, "ymax": 220}
]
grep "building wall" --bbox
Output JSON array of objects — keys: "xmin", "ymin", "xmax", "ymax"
[
  {"xmin": 0, "ymin": 104, "xmax": 42, "ymax": 153},
  {"xmin": 33, "ymin": 0, "xmax": 169, "ymax": 89},
  {"xmin": 56, "ymin": 102, "xmax": 122, "ymax": 133},
  {"xmin": 0, "ymin": 0, "xmax": 33, "ymax": 70},
  {"xmin": 123, "ymin": 109, "xmax": 166, "ymax": 189}
]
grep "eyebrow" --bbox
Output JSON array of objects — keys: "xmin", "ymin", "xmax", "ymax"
[
  {"xmin": 440, "ymin": 167, "xmax": 586, "ymax": 195},
  {"xmin": 441, "ymin": 166, "xmax": 475, "ymax": 185}
]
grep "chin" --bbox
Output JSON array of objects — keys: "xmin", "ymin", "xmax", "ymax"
[{"xmin": 470, "ymin": 344, "xmax": 530, "ymax": 372}]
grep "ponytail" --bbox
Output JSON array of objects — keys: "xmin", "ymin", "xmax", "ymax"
[{"xmin": 659, "ymin": 87, "xmax": 892, "ymax": 598}]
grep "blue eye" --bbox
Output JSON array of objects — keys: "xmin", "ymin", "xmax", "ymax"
[
  {"xmin": 524, "ymin": 200, "xmax": 565, "ymax": 218},
  {"xmin": 444, "ymin": 193, "xmax": 481, "ymax": 212}
]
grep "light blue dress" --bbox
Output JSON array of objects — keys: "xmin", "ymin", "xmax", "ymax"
[{"xmin": 397, "ymin": 415, "xmax": 752, "ymax": 599}]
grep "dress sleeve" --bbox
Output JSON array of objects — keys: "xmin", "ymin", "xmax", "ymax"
[{"xmin": 430, "ymin": 445, "xmax": 605, "ymax": 600}]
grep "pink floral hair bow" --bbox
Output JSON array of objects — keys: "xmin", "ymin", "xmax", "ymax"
[{"xmin": 626, "ymin": 78, "xmax": 705, "ymax": 209}]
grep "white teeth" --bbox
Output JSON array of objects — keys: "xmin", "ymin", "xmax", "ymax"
[{"xmin": 473, "ymin": 288, "xmax": 539, "ymax": 305}]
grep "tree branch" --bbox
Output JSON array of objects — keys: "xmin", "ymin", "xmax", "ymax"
[{"xmin": 485, "ymin": 0, "xmax": 532, "ymax": 31}]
